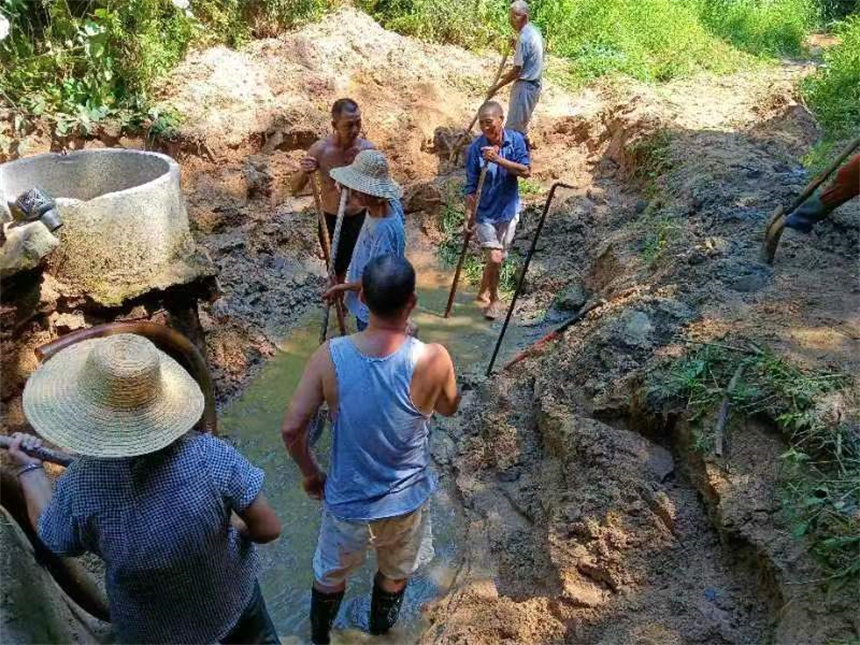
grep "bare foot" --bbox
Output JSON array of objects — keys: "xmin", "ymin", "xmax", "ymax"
[
  {"xmin": 484, "ymin": 300, "xmax": 503, "ymax": 320},
  {"xmin": 475, "ymin": 291, "xmax": 490, "ymax": 307}
]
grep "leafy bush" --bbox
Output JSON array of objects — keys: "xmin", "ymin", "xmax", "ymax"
[
  {"xmin": 0, "ymin": 0, "xmax": 830, "ymax": 136},
  {"xmin": 802, "ymin": 14, "xmax": 860, "ymax": 139},
  {"xmin": 697, "ymin": 0, "xmax": 819, "ymax": 57},
  {"xmin": 1, "ymin": 0, "xmax": 197, "ymax": 134},
  {"xmin": 0, "ymin": 0, "xmax": 339, "ymax": 136}
]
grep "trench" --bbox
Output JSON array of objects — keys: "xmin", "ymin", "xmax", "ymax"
[{"xmin": 218, "ymin": 243, "xmax": 543, "ymax": 642}]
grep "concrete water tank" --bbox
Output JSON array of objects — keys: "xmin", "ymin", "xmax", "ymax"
[{"xmin": 0, "ymin": 149, "xmax": 212, "ymax": 305}]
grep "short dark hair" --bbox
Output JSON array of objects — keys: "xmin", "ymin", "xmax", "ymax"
[
  {"xmin": 331, "ymin": 98, "xmax": 359, "ymax": 120},
  {"xmin": 479, "ymin": 100, "xmax": 504, "ymax": 118},
  {"xmin": 362, "ymin": 255, "xmax": 415, "ymax": 319}
]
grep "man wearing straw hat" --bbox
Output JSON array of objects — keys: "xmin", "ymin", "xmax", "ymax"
[
  {"xmin": 282, "ymin": 254, "xmax": 461, "ymax": 644},
  {"xmin": 291, "ymin": 98, "xmax": 376, "ymax": 281},
  {"xmin": 6, "ymin": 334, "xmax": 283, "ymax": 644},
  {"xmin": 321, "ymin": 149, "xmax": 407, "ymax": 332}
]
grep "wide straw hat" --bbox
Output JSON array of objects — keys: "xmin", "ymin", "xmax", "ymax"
[
  {"xmin": 329, "ymin": 150, "xmax": 402, "ymax": 199},
  {"xmin": 22, "ymin": 334, "xmax": 204, "ymax": 458}
]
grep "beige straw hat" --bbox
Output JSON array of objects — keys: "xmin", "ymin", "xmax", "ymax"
[
  {"xmin": 329, "ymin": 150, "xmax": 402, "ymax": 199},
  {"xmin": 22, "ymin": 334, "xmax": 204, "ymax": 458}
]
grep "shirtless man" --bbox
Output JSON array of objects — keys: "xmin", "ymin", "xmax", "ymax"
[{"xmin": 291, "ymin": 99, "xmax": 376, "ymax": 281}]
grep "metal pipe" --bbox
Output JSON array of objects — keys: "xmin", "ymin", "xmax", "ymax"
[
  {"xmin": 486, "ymin": 182, "xmax": 575, "ymax": 376},
  {"xmin": 444, "ymin": 167, "xmax": 488, "ymax": 318},
  {"xmin": 503, "ymin": 298, "xmax": 606, "ymax": 371},
  {"xmin": 312, "ymin": 173, "xmax": 347, "ymax": 337},
  {"xmin": 321, "ymin": 188, "xmax": 350, "ymax": 343},
  {"xmin": 36, "ymin": 321, "xmax": 218, "ymax": 434}
]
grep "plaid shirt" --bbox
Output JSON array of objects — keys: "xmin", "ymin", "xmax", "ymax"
[{"xmin": 38, "ymin": 433, "xmax": 264, "ymax": 644}]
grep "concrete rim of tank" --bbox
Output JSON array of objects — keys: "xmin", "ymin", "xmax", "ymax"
[{"xmin": 0, "ymin": 149, "xmax": 215, "ymax": 306}]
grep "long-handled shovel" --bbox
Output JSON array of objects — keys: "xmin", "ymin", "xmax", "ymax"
[
  {"xmin": 320, "ymin": 187, "xmax": 350, "ymax": 343},
  {"xmin": 763, "ymin": 135, "xmax": 860, "ymax": 264},
  {"xmin": 486, "ymin": 182, "xmax": 575, "ymax": 376},
  {"xmin": 449, "ymin": 46, "xmax": 510, "ymax": 164},
  {"xmin": 312, "ymin": 174, "xmax": 347, "ymax": 339},
  {"xmin": 444, "ymin": 166, "xmax": 488, "ymax": 318}
]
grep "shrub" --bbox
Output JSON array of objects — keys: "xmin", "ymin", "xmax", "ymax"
[
  {"xmin": 697, "ymin": 0, "xmax": 819, "ymax": 57},
  {"xmin": 802, "ymin": 14, "xmax": 860, "ymax": 139}
]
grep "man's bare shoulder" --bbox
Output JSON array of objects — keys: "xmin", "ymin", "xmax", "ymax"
[
  {"xmin": 308, "ymin": 136, "xmax": 335, "ymax": 158},
  {"xmin": 419, "ymin": 342, "xmax": 454, "ymax": 376}
]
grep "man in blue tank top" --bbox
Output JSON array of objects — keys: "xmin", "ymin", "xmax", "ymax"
[{"xmin": 282, "ymin": 255, "xmax": 461, "ymax": 644}]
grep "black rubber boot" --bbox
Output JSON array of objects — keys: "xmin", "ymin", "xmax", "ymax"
[
  {"xmin": 369, "ymin": 576, "xmax": 407, "ymax": 635},
  {"xmin": 310, "ymin": 587, "xmax": 344, "ymax": 645}
]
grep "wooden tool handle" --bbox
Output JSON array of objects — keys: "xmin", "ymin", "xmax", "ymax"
[
  {"xmin": 444, "ymin": 166, "xmax": 488, "ymax": 317},
  {"xmin": 0, "ymin": 436, "xmax": 74, "ymax": 467}
]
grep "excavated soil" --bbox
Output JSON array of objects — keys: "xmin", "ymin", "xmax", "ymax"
[{"xmin": 2, "ymin": 9, "xmax": 858, "ymax": 645}]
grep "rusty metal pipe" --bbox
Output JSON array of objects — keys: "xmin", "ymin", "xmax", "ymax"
[{"xmin": 36, "ymin": 322, "xmax": 217, "ymax": 434}]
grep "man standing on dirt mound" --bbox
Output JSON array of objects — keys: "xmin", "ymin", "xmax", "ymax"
[
  {"xmin": 281, "ymin": 255, "xmax": 461, "ymax": 644},
  {"xmin": 291, "ymin": 98, "xmax": 375, "ymax": 281},
  {"xmin": 465, "ymin": 100, "xmax": 531, "ymax": 320},
  {"xmin": 487, "ymin": 0, "xmax": 544, "ymax": 150}
]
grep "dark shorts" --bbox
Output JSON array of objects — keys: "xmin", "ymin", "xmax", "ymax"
[
  {"xmin": 321, "ymin": 210, "xmax": 367, "ymax": 277},
  {"xmin": 221, "ymin": 581, "xmax": 279, "ymax": 644}
]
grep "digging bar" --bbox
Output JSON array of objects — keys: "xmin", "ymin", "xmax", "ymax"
[
  {"xmin": 449, "ymin": 46, "xmax": 510, "ymax": 165},
  {"xmin": 763, "ymin": 135, "xmax": 860, "ymax": 264},
  {"xmin": 444, "ymin": 166, "xmax": 488, "ymax": 318},
  {"xmin": 312, "ymin": 173, "xmax": 347, "ymax": 337},
  {"xmin": 320, "ymin": 187, "xmax": 350, "ymax": 343},
  {"xmin": 486, "ymin": 182, "xmax": 576, "ymax": 376}
]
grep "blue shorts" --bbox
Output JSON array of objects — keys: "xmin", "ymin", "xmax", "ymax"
[{"xmin": 356, "ymin": 317, "xmax": 368, "ymax": 332}]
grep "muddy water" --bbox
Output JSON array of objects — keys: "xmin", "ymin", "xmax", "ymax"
[{"xmin": 220, "ymin": 249, "xmax": 534, "ymax": 643}]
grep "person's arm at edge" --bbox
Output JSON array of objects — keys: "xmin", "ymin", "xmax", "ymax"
[
  {"xmin": 7, "ymin": 434, "xmax": 52, "ymax": 532},
  {"xmin": 281, "ymin": 345, "xmax": 329, "ymax": 497}
]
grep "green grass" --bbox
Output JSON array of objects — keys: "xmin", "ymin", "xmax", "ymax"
[
  {"xmin": 0, "ymin": 0, "xmax": 826, "ymax": 140},
  {"xmin": 648, "ymin": 343, "xmax": 858, "ymax": 585},
  {"xmin": 801, "ymin": 14, "xmax": 860, "ymax": 167}
]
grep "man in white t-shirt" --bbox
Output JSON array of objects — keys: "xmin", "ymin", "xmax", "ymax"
[{"xmin": 487, "ymin": 1, "xmax": 544, "ymax": 150}]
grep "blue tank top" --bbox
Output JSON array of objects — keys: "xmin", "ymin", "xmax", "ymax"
[{"xmin": 325, "ymin": 335, "xmax": 435, "ymax": 521}]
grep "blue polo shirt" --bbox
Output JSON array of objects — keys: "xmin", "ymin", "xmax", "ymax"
[{"xmin": 464, "ymin": 129, "xmax": 530, "ymax": 224}]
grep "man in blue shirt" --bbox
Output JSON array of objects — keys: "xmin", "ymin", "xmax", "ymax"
[{"xmin": 464, "ymin": 100, "xmax": 531, "ymax": 320}]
